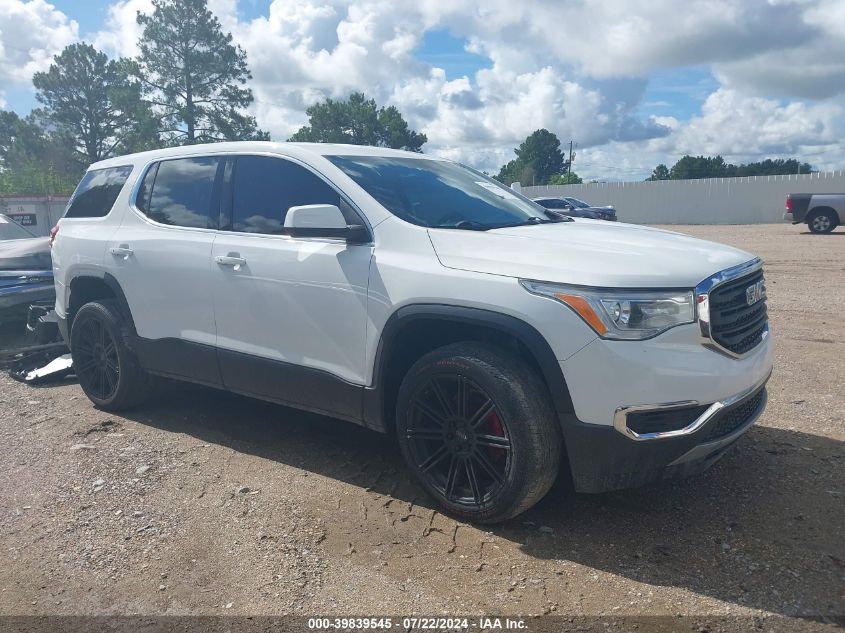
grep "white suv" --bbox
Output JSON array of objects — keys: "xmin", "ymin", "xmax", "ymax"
[{"xmin": 51, "ymin": 142, "xmax": 773, "ymax": 522}]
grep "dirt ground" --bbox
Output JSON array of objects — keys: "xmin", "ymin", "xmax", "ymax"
[{"xmin": 0, "ymin": 224, "xmax": 842, "ymax": 629}]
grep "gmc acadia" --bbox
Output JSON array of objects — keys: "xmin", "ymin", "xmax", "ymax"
[{"xmin": 51, "ymin": 142, "xmax": 773, "ymax": 522}]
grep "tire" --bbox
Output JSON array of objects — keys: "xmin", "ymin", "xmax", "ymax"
[
  {"xmin": 807, "ymin": 209, "xmax": 837, "ymax": 234},
  {"xmin": 396, "ymin": 342, "xmax": 562, "ymax": 523},
  {"xmin": 70, "ymin": 300, "xmax": 153, "ymax": 410}
]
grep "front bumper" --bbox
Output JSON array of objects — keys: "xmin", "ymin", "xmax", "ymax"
[
  {"xmin": 563, "ymin": 380, "xmax": 767, "ymax": 493},
  {"xmin": 562, "ymin": 375, "xmax": 768, "ymax": 493},
  {"xmin": 558, "ymin": 323, "xmax": 773, "ymax": 493}
]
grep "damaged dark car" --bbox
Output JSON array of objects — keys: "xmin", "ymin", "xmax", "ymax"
[{"xmin": 0, "ymin": 213, "xmax": 55, "ymax": 322}]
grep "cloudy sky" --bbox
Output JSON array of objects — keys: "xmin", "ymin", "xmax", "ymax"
[{"xmin": 1, "ymin": 0, "xmax": 843, "ymax": 180}]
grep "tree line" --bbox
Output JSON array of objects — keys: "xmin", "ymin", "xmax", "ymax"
[
  {"xmin": 493, "ymin": 129, "xmax": 815, "ymax": 187},
  {"xmin": 646, "ymin": 155, "xmax": 813, "ymax": 181},
  {"xmin": 0, "ymin": 0, "xmax": 425, "ymax": 195}
]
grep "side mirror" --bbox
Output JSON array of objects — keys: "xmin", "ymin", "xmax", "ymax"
[{"xmin": 284, "ymin": 204, "xmax": 370, "ymax": 243}]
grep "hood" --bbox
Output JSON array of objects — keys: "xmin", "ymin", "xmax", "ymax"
[
  {"xmin": 0, "ymin": 237, "xmax": 51, "ymax": 271},
  {"xmin": 428, "ymin": 220, "xmax": 755, "ymax": 288}
]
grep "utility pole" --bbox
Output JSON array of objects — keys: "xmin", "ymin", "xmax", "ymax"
[{"xmin": 567, "ymin": 140, "xmax": 575, "ymax": 176}]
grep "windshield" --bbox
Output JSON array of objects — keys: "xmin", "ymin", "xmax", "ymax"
[
  {"xmin": 327, "ymin": 156, "xmax": 551, "ymax": 229},
  {"xmin": 564, "ymin": 197, "xmax": 590, "ymax": 209},
  {"xmin": 0, "ymin": 214, "xmax": 37, "ymax": 240}
]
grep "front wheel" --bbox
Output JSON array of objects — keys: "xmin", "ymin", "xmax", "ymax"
[
  {"xmin": 70, "ymin": 300, "xmax": 153, "ymax": 410},
  {"xmin": 396, "ymin": 342, "xmax": 562, "ymax": 523},
  {"xmin": 807, "ymin": 209, "xmax": 837, "ymax": 234}
]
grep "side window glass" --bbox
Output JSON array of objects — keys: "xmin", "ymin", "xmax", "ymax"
[
  {"xmin": 231, "ymin": 155, "xmax": 343, "ymax": 235},
  {"xmin": 146, "ymin": 157, "xmax": 221, "ymax": 228},
  {"xmin": 64, "ymin": 165, "xmax": 133, "ymax": 218},
  {"xmin": 136, "ymin": 163, "xmax": 158, "ymax": 215}
]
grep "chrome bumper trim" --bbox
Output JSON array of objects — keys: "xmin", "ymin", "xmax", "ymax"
[{"xmin": 613, "ymin": 369, "xmax": 771, "ymax": 441}]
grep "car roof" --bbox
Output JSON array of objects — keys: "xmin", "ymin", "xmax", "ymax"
[{"xmin": 88, "ymin": 141, "xmax": 435, "ymax": 170}]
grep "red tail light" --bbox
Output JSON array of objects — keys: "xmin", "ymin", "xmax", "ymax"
[
  {"xmin": 49, "ymin": 224, "xmax": 59, "ymax": 248},
  {"xmin": 785, "ymin": 196, "xmax": 792, "ymax": 211}
]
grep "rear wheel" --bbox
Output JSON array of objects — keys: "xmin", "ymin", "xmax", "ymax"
[
  {"xmin": 807, "ymin": 209, "xmax": 837, "ymax": 234},
  {"xmin": 70, "ymin": 300, "xmax": 153, "ymax": 410},
  {"xmin": 396, "ymin": 342, "xmax": 562, "ymax": 523}
]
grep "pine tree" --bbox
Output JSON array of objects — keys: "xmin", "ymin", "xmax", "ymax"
[{"xmin": 135, "ymin": 0, "xmax": 267, "ymax": 144}]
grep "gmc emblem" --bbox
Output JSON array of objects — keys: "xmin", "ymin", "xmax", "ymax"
[{"xmin": 746, "ymin": 280, "xmax": 765, "ymax": 306}]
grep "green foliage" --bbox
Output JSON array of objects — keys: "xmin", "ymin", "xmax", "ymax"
[
  {"xmin": 0, "ymin": 163, "xmax": 79, "ymax": 196},
  {"xmin": 646, "ymin": 163, "xmax": 670, "ymax": 181},
  {"xmin": 0, "ymin": 109, "xmax": 81, "ymax": 195},
  {"xmin": 548, "ymin": 172, "xmax": 582, "ymax": 185},
  {"xmin": 0, "ymin": 111, "xmax": 48, "ymax": 170},
  {"xmin": 32, "ymin": 43, "xmax": 159, "ymax": 165},
  {"xmin": 733, "ymin": 158, "xmax": 813, "ymax": 177},
  {"xmin": 289, "ymin": 93, "xmax": 426, "ymax": 151},
  {"xmin": 647, "ymin": 155, "xmax": 814, "ymax": 180},
  {"xmin": 135, "ymin": 0, "xmax": 266, "ymax": 144},
  {"xmin": 496, "ymin": 129, "xmax": 566, "ymax": 186}
]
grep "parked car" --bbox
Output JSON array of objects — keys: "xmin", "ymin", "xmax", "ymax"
[
  {"xmin": 784, "ymin": 193, "xmax": 843, "ymax": 234},
  {"xmin": 532, "ymin": 196, "xmax": 617, "ymax": 221},
  {"xmin": 0, "ymin": 213, "xmax": 54, "ymax": 321},
  {"xmin": 52, "ymin": 142, "xmax": 772, "ymax": 523}
]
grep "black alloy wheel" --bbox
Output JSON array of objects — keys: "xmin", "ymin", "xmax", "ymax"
[
  {"xmin": 74, "ymin": 317, "xmax": 120, "ymax": 400},
  {"xmin": 70, "ymin": 300, "xmax": 153, "ymax": 410},
  {"xmin": 396, "ymin": 342, "xmax": 562, "ymax": 523},
  {"xmin": 405, "ymin": 374, "xmax": 511, "ymax": 507}
]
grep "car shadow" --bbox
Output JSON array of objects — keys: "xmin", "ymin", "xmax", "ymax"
[{"xmin": 97, "ymin": 381, "xmax": 843, "ymax": 618}]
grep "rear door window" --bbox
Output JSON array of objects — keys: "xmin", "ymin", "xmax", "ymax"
[
  {"xmin": 144, "ymin": 157, "xmax": 222, "ymax": 229},
  {"xmin": 64, "ymin": 165, "xmax": 133, "ymax": 218}
]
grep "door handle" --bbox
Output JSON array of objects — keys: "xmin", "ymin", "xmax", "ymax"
[
  {"xmin": 214, "ymin": 255, "xmax": 247, "ymax": 267},
  {"xmin": 109, "ymin": 245, "xmax": 133, "ymax": 258}
]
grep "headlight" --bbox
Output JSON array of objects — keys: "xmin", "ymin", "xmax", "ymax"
[{"xmin": 521, "ymin": 280, "xmax": 695, "ymax": 340}]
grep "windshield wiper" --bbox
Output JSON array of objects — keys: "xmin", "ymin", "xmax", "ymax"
[
  {"xmin": 434, "ymin": 220, "xmax": 491, "ymax": 231},
  {"xmin": 543, "ymin": 209, "xmax": 575, "ymax": 222},
  {"xmin": 493, "ymin": 216, "xmax": 563, "ymax": 229}
]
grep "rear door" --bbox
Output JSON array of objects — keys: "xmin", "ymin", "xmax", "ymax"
[
  {"xmin": 210, "ymin": 154, "xmax": 373, "ymax": 419},
  {"xmin": 105, "ymin": 155, "xmax": 225, "ymax": 385}
]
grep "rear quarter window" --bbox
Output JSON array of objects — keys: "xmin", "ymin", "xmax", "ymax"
[{"xmin": 64, "ymin": 165, "xmax": 134, "ymax": 218}]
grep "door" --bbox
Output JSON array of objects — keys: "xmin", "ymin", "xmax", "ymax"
[
  {"xmin": 106, "ymin": 155, "xmax": 224, "ymax": 385},
  {"xmin": 210, "ymin": 154, "xmax": 373, "ymax": 420}
]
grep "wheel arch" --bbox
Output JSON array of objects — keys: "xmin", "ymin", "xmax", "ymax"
[
  {"xmin": 807, "ymin": 206, "xmax": 840, "ymax": 226},
  {"xmin": 67, "ymin": 273, "xmax": 135, "ymax": 333},
  {"xmin": 363, "ymin": 304, "xmax": 575, "ymax": 436}
]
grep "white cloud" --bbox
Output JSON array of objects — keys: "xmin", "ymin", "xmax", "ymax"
[
  {"xmin": 575, "ymin": 90, "xmax": 844, "ymax": 180},
  {"xmin": 4, "ymin": 0, "xmax": 843, "ymax": 179},
  {"xmin": 0, "ymin": 0, "xmax": 79, "ymax": 103},
  {"xmin": 92, "ymin": 0, "xmax": 152, "ymax": 59},
  {"xmin": 201, "ymin": 0, "xmax": 843, "ymax": 176}
]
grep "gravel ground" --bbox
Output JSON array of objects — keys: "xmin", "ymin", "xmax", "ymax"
[{"xmin": 0, "ymin": 224, "xmax": 842, "ymax": 629}]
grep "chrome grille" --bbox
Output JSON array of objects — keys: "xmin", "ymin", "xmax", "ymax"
[{"xmin": 708, "ymin": 269, "xmax": 768, "ymax": 355}]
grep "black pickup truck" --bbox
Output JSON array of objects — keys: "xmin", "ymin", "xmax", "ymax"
[{"xmin": 784, "ymin": 193, "xmax": 843, "ymax": 234}]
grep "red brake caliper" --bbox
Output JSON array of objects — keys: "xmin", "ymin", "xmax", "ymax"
[{"xmin": 487, "ymin": 411, "xmax": 506, "ymax": 460}]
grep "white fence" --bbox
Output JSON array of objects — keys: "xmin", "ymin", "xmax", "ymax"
[{"xmin": 522, "ymin": 171, "xmax": 845, "ymax": 225}]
